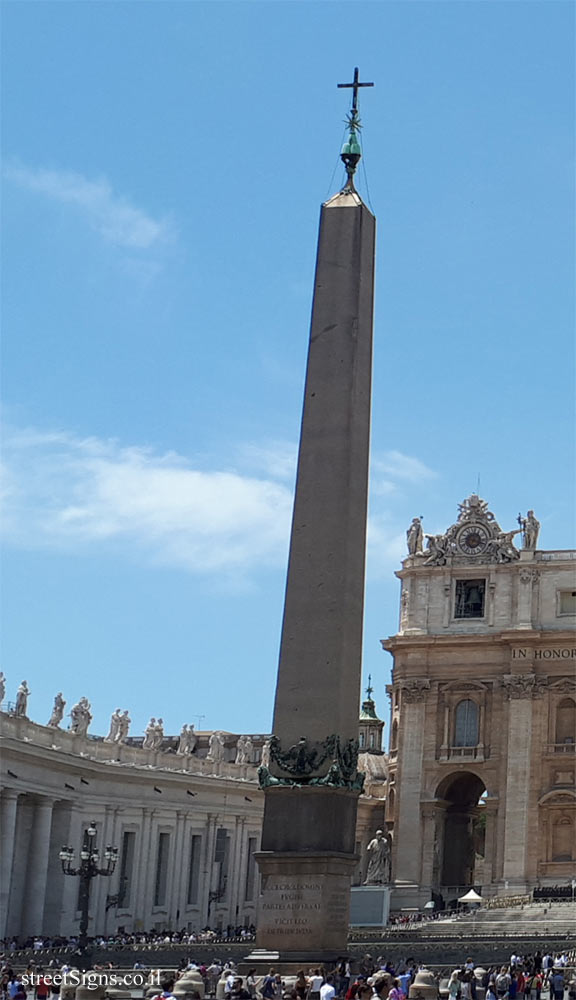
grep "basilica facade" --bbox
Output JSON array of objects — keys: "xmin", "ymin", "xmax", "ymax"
[{"xmin": 384, "ymin": 496, "xmax": 576, "ymax": 909}]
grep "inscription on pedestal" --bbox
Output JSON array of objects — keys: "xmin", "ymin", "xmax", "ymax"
[{"xmin": 258, "ymin": 874, "xmax": 350, "ymax": 949}]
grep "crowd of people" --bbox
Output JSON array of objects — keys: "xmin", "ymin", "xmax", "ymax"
[
  {"xmin": 149, "ymin": 955, "xmax": 576, "ymax": 1000},
  {"xmin": 0, "ymin": 928, "xmax": 257, "ymax": 958},
  {"xmin": 3, "ymin": 951, "xmax": 575, "ymax": 1000}
]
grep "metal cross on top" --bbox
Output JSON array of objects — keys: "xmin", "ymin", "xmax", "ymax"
[
  {"xmin": 366, "ymin": 674, "xmax": 374, "ymax": 700},
  {"xmin": 337, "ymin": 67, "xmax": 374, "ymax": 113}
]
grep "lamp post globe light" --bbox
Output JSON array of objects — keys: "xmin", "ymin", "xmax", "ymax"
[{"xmin": 60, "ymin": 822, "xmax": 119, "ymax": 969}]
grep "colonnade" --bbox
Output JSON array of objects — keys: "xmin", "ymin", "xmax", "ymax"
[{"xmin": 0, "ymin": 787, "xmax": 262, "ymax": 940}]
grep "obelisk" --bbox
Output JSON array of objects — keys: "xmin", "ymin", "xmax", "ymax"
[{"xmin": 254, "ymin": 70, "xmax": 376, "ymax": 964}]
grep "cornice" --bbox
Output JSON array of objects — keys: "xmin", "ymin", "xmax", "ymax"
[
  {"xmin": 382, "ymin": 628, "xmax": 576, "ymax": 652},
  {"xmin": 396, "ymin": 551, "xmax": 575, "ymax": 578},
  {"xmin": 0, "ymin": 735, "xmax": 261, "ymax": 793}
]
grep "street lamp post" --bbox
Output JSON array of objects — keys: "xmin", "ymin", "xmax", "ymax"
[{"xmin": 60, "ymin": 822, "xmax": 119, "ymax": 970}]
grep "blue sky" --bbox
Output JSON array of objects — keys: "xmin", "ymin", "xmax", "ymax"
[{"xmin": 2, "ymin": 0, "xmax": 574, "ymax": 740}]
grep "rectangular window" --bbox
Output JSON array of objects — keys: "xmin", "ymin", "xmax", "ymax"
[
  {"xmin": 453, "ymin": 699, "xmax": 479, "ymax": 747},
  {"xmin": 118, "ymin": 831, "xmax": 136, "ymax": 907},
  {"xmin": 244, "ymin": 837, "xmax": 257, "ymax": 902},
  {"xmin": 558, "ymin": 591, "xmax": 576, "ymax": 616},
  {"xmin": 154, "ymin": 832, "xmax": 170, "ymax": 906},
  {"xmin": 454, "ymin": 579, "xmax": 486, "ymax": 619},
  {"xmin": 187, "ymin": 834, "xmax": 202, "ymax": 906}
]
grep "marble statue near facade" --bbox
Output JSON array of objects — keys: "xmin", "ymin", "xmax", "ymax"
[
  {"xmin": 364, "ymin": 827, "xmax": 391, "ymax": 885},
  {"xmin": 207, "ymin": 731, "xmax": 226, "ymax": 762},
  {"xmin": 519, "ymin": 510, "xmax": 540, "ymax": 550},
  {"xmin": 0, "ymin": 671, "xmax": 5, "ymax": 705},
  {"xmin": 177, "ymin": 724, "xmax": 197, "ymax": 755},
  {"xmin": 105, "ymin": 708, "xmax": 130, "ymax": 743},
  {"xmin": 105, "ymin": 708, "xmax": 123, "ymax": 743},
  {"xmin": 260, "ymin": 738, "xmax": 272, "ymax": 768},
  {"xmin": 69, "ymin": 697, "xmax": 92, "ymax": 736},
  {"xmin": 143, "ymin": 718, "xmax": 157, "ymax": 749},
  {"xmin": 117, "ymin": 710, "xmax": 131, "ymax": 743},
  {"xmin": 47, "ymin": 692, "xmax": 66, "ymax": 728},
  {"xmin": 143, "ymin": 717, "xmax": 164, "ymax": 750},
  {"xmin": 235, "ymin": 734, "xmax": 253, "ymax": 764},
  {"xmin": 154, "ymin": 718, "xmax": 164, "ymax": 749},
  {"xmin": 486, "ymin": 529, "xmax": 521, "ymax": 563},
  {"xmin": 15, "ymin": 681, "xmax": 30, "ymax": 718},
  {"xmin": 406, "ymin": 517, "xmax": 424, "ymax": 555},
  {"xmin": 424, "ymin": 533, "xmax": 449, "ymax": 566}
]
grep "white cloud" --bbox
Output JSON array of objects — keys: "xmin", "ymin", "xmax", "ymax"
[
  {"xmin": 4, "ymin": 163, "xmax": 170, "ymax": 249},
  {"xmin": 1, "ymin": 426, "xmax": 436, "ymax": 580},
  {"xmin": 371, "ymin": 449, "xmax": 436, "ymax": 496},
  {"xmin": 239, "ymin": 441, "xmax": 297, "ymax": 482},
  {"xmin": 1, "ymin": 428, "xmax": 292, "ymax": 574}
]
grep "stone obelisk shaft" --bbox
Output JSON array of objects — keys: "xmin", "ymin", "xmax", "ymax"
[
  {"xmin": 255, "ymin": 189, "xmax": 375, "ymax": 962},
  {"xmin": 274, "ymin": 190, "xmax": 375, "ymax": 747}
]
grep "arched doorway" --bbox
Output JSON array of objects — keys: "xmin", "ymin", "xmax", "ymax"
[{"xmin": 436, "ymin": 772, "xmax": 486, "ymax": 889}]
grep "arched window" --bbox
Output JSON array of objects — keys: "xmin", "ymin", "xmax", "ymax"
[
  {"xmin": 556, "ymin": 698, "xmax": 576, "ymax": 745},
  {"xmin": 454, "ymin": 699, "xmax": 479, "ymax": 747},
  {"xmin": 369, "ymin": 731, "xmax": 376, "ymax": 749},
  {"xmin": 391, "ymin": 719, "xmax": 399, "ymax": 750},
  {"xmin": 359, "ymin": 731, "xmax": 365, "ymax": 749}
]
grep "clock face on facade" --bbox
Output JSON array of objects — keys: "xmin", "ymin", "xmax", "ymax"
[{"xmin": 457, "ymin": 523, "xmax": 490, "ymax": 556}]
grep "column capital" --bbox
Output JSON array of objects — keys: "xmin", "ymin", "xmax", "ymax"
[
  {"xmin": 31, "ymin": 794, "xmax": 56, "ymax": 809},
  {"xmin": 1, "ymin": 788, "xmax": 20, "ymax": 802},
  {"xmin": 502, "ymin": 673, "xmax": 548, "ymax": 699},
  {"xmin": 400, "ymin": 678, "xmax": 430, "ymax": 703}
]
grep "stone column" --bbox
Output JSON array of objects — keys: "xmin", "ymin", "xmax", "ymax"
[
  {"xmin": 442, "ymin": 580, "xmax": 451, "ymax": 629},
  {"xmin": 517, "ymin": 569, "xmax": 534, "ymax": 629},
  {"xmin": 501, "ymin": 679, "xmax": 533, "ymax": 888},
  {"xmin": 488, "ymin": 579, "xmax": 496, "ymax": 627},
  {"xmin": 168, "ymin": 811, "xmax": 186, "ymax": 926},
  {"xmin": 393, "ymin": 682, "xmax": 429, "ymax": 888},
  {"xmin": 419, "ymin": 804, "xmax": 437, "ymax": 894},
  {"xmin": 23, "ymin": 796, "xmax": 54, "ymax": 934},
  {"xmin": 94, "ymin": 807, "xmax": 115, "ymax": 933},
  {"xmin": 0, "ymin": 790, "xmax": 20, "ymax": 938},
  {"xmin": 483, "ymin": 797, "xmax": 499, "ymax": 887},
  {"xmin": 236, "ymin": 821, "xmax": 251, "ymax": 922},
  {"xmin": 134, "ymin": 808, "xmax": 154, "ymax": 929},
  {"xmin": 439, "ymin": 701, "xmax": 450, "ymax": 761},
  {"xmin": 60, "ymin": 804, "xmax": 84, "ymax": 934},
  {"xmin": 229, "ymin": 817, "xmax": 246, "ymax": 926},
  {"xmin": 400, "ymin": 580, "xmax": 411, "ymax": 632},
  {"xmin": 431, "ymin": 802, "xmax": 447, "ymax": 889},
  {"xmin": 200, "ymin": 814, "xmax": 217, "ymax": 926}
]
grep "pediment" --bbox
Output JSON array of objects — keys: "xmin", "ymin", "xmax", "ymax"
[
  {"xmin": 440, "ymin": 679, "xmax": 487, "ymax": 692},
  {"xmin": 538, "ymin": 789, "xmax": 576, "ymax": 806}
]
